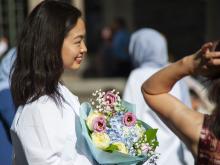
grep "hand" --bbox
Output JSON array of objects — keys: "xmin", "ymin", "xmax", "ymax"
[{"xmin": 191, "ymin": 42, "xmax": 220, "ymax": 78}]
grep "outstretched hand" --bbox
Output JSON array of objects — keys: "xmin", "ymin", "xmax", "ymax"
[{"xmin": 192, "ymin": 41, "xmax": 220, "ymax": 78}]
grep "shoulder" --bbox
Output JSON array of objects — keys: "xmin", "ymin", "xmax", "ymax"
[
  {"xmin": 18, "ymin": 96, "xmax": 62, "ymax": 124},
  {"xmin": 59, "ymin": 84, "xmax": 79, "ymax": 101},
  {"xmin": 124, "ymin": 68, "xmax": 158, "ymax": 99},
  {"xmin": 27, "ymin": 95, "xmax": 60, "ymax": 111},
  {"xmin": 28, "ymin": 84, "xmax": 80, "ymax": 114},
  {"xmin": 58, "ymin": 84, "xmax": 80, "ymax": 114},
  {"xmin": 127, "ymin": 67, "xmax": 159, "ymax": 84},
  {"xmin": 13, "ymin": 84, "xmax": 80, "ymax": 126},
  {"xmin": 128, "ymin": 68, "xmax": 145, "ymax": 80}
]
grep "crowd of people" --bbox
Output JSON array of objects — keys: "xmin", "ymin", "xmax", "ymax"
[
  {"xmin": 0, "ymin": 0, "xmax": 220, "ymax": 165},
  {"xmin": 84, "ymin": 17, "xmax": 132, "ymax": 78}
]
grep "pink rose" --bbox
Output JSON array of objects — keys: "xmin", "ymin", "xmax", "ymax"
[
  {"xmin": 123, "ymin": 112, "xmax": 136, "ymax": 127},
  {"xmin": 103, "ymin": 91, "xmax": 117, "ymax": 107},
  {"xmin": 92, "ymin": 116, "xmax": 106, "ymax": 132}
]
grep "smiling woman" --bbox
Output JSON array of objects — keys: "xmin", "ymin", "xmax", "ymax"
[
  {"xmin": 62, "ymin": 18, "xmax": 87, "ymax": 70},
  {"xmin": 10, "ymin": 1, "xmax": 96, "ymax": 165}
]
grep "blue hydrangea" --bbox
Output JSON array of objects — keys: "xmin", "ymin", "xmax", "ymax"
[{"xmin": 105, "ymin": 112, "xmax": 146, "ymax": 156}]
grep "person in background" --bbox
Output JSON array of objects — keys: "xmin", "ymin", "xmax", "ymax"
[
  {"xmin": 123, "ymin": 28, "xmax": 194, "ymax": 165},
  {"xmin": 95, "ymin": 26, "xmax": 114, "ymax": 77},
  {"xmin": 10, "ymin": 1, "xmax": 97, "ymax": 164},
  {"xmin": 0, "ymin": 48, "xmax": 16, "ymax": 165},
  {"xmin": 141, "ymin": 41, "xmax": 220, "ymax": 164},
  {"xmin": 111, "ymin": 17, "xmax": 132, "ymax": 77}
]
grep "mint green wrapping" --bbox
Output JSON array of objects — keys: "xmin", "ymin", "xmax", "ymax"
[{"xmin": 79, "ymin": 101, "xmax": 153, "ymax": 165}]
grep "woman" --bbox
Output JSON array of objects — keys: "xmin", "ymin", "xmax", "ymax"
[
  {"xmin": 123, "ymin": 28, "xmax": 194, "ymax": 165},
  {"xmin": 10, "ymin": 1, "xmax": 96, "ymax": 164},
  {"xmin": 0, "ymin": 48, "xmax": 16, "ymax": 165},
  {"xmin": 142, "ymin": 42, "xmax": 220, "ymax": 164}
]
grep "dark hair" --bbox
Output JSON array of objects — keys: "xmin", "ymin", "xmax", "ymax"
[
  {"xmin": 205, "ymin": 40, "xmax": 220, "ymax": 138},
  {"xmin": 208, "ymin": 78, "xmax": 220, "ymax": 138},
  {"xmin": 11, "ymin": 0, "xmax": 81, "ymax": 107}
]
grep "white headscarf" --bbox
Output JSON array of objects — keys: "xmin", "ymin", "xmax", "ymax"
[{"xmin": 129, "ymin": 28, "xmax": 168, "ymax": 68}]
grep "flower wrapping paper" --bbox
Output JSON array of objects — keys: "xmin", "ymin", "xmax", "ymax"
[{"xmin": 79, "ymin": 100, "xmax": 158, "ymax": 165}]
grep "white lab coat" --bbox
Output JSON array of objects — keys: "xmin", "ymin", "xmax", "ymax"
[{"xmin": 11, "ymin": 84, "xmax": 96, "ymax": 165}]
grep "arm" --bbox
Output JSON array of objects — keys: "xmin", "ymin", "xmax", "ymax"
[{"xmin": 141, "ymin": 43, "xmax": 220, "ymax": 157}]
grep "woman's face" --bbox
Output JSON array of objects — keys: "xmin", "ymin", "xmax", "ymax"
[{"xmin": 61, "ymin": 18, "xmax": 87, "ymax": 70}]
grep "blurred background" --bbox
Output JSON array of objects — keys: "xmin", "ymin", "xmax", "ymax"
[{"xmin": 1, "ymin": 0, "xmax": 220, "ymax": 101}]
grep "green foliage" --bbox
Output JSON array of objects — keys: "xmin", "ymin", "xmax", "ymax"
[
  {"xmin": 104, "ymin": 144, "xmax": 119, "ymax": 153},
  {"xmin": 136, "ymin": 120, "xmax": 142, "ymax": 127},
  {"xmin": 145, "ymin": 129, "xmax": 159, "ymax": 149},
  {"xmin": 85, "ymin": 120, "xmax": 92, "ymax": 136}
]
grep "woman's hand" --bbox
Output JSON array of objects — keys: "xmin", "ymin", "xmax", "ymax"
[{"xmin": 189, "ymin": 42, "xmax": 220, "ymax": 78}]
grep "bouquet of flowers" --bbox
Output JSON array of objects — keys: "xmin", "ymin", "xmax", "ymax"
[{"xmin": 79, "ymin": 89, "xmax": 159, "ymax": 164}]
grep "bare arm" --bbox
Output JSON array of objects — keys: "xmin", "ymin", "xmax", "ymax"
[{"xmin": 141, "ymin": 43, "xmax": 220, "ymax": 157}]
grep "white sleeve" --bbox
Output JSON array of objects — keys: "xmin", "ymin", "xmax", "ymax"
[{"xmin": 16, "ymin": 100, "xmax": 80, "ymax": 165}]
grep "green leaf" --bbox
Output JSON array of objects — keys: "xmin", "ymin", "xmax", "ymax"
[
  {"xmin": 84, "ymin": 121, "xmax": 92, "ymax": 136},
  {"xmin": 106, "ymin": 121, "xmax": 111, "ymax": 128},
  {"xmin": 104, "ymin": 144, "xmax": 119, "ymax": 153},
  {"xmin": 151, "ymin": 141, "xmax": 159, "ymax": 149},
  {"xmin": 136, "ymin": 120, "xmax": 142, "ymax": 127},
  {"xmin": 145, "ymin": 128, "xmax": 158, "ymax": 143}
]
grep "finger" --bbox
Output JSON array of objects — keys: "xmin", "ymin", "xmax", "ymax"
[
  {"xmin": 205, "ymin": 52, "xmax": 220, "ymax": 59},
  {"xmin": 208, "ymin": 58, "xmax": 220, "ymax": 65},
  {"xmin": 201, "ymin": 42, "xmax": 213, "ymax": 53}
]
